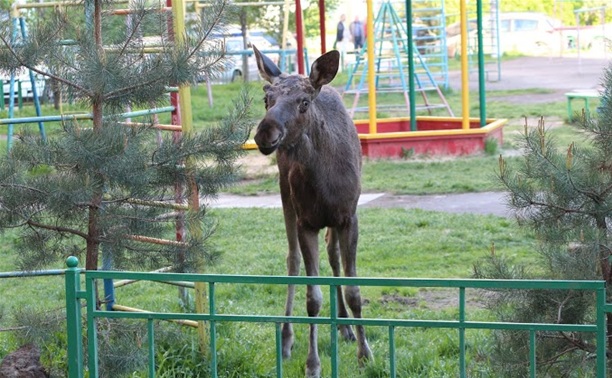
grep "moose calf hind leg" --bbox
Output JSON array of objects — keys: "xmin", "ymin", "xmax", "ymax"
[
  {"xmin": 326, "ymin": 229, "xmax": 357, "ymax": 342},
  {"xmin": 344, "ymin": 285, "xmax": 373, "ymax": 363}
]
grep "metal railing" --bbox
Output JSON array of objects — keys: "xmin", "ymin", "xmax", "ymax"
[{"xmin": 63, "ymin": 256, "xmax": 609, "ymax": 378}]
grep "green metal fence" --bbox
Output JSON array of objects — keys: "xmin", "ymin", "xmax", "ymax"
[{"xmin": 63, "ymin": 256, "xmax": 610, "ymax": 378}]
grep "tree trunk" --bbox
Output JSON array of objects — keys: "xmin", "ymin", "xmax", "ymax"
[
  {"xmin": 239, "ymin": 9, "xmax": 248, "ymax": 82},
  {"xmin": 85, "ymin": 0, "xmax": 104, "ymax": 271}
]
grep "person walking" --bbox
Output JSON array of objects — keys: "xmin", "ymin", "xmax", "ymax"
[
  {"xmin": 333, "ymin": 14, "xmax": 346, "ymax": 50},
  {"xmin": 349, "ymin": 16, "xmax": 364, "ymax": 51}
]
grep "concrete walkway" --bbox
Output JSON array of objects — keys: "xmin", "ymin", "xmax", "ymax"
[{"xmin": 208, "ymin": 191, "xmax": 512, "ymax": 218}]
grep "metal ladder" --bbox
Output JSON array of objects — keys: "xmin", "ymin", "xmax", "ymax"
[{"xmin": 343, "ymin": 1, "xmax": 453, "ymax": 118}]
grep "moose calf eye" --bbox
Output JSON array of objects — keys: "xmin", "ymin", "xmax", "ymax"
[{"xmin": 299, "ymin": 99, "xmax": 310, "ymax": 113}]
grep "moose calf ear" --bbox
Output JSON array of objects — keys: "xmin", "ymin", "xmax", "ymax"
[
  {"xmin": 253, "ymin": 45, "xmax": 282, "ymax": 83},
  {"xmin": 309, "ymin": 50, "xmax": 340, "ymax": 91}
]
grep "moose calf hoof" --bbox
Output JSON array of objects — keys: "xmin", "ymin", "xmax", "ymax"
[
  {"xmin": 357, "ymin": 344, "xmax": 373, "ymax": 367},
  {"xmin": 305, "ymin": 361, "xmax": 321, "ymax": 378},
  {"xmin": 338, "ymin": 325, "xmax": 356, "ymax": 342},
  {"xmin": 281, "ymin": 341, "xmax": 293, "ymax": 359},
  {"xmin": 281, "ymin": 327, "xmax": 294, "ymax": 359}
]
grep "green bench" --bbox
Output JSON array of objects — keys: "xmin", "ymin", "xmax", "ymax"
[{"xmin": 565, "ymin": 89, "xmax": 601, "ymax": 121}]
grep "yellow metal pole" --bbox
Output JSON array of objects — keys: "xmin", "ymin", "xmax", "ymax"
[
  {"xmin": 460, "ymin": 0, "xmax": 470, "ymax": 130},
  {"xmin": 171, "ymin": 0, "xmax": 208, "ymax": 353},
  {"xmin": 367, "ymin": 0, "xmax": 377, "ymax": 134}
]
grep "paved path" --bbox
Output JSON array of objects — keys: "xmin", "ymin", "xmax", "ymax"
[
  {"xmin": 211, "ymin": 56, "xmax": 611, "ymax": 219},
  {"xmin": 209, "ymin": 191, "xmax": 512, "ymax": 217}
]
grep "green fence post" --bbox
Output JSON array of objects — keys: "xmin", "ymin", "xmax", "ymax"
[
  {"xmin": 596, "ymin": 286, "xmax": 606, "ymax": 377},
  {"xmin": 147, "ymin": 318, "xmax": 155, "ymax": 378},
  {"xmin": 17, "ymin": 80, "xmax": 22, "ymax": 110},
  {"xmin": 86, "ymin": 275, "xmax": 99, "ymax": 377},
  {"xmin": 209, "ymin": 282, "xmax": 217, "ymax": 378},
  {"xmin": 459, "ymin": 287, "xmax": 466, "ymax": 378},
  {"xmin": 330, "ymin": 285, "xmax": 339, "ymax": 378},
  {"xmin": 65, "ymin": 256, "xmax": 83, "ymax": 378}
]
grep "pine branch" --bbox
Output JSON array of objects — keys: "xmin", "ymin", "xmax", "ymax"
[
  {"xmin": 0, "ymin": 183, "xmax": 47, "ymax": 196},
  {"xmin": 566, "ymin": 171, "xmax": 605, "ymax": 205},
  {"xmin": 187, "ymin": 0, "xmax": 231, "ymax": 61},
  {"xmin": 0, "ymin": 34, "xmax": 92, "ymax": 96},
  {"xmin": 26, "ymin": 219, "xmax": 89, "ymax": 240},
  {"xmin": 103, "ymin": 75, "xmax": 168, "ymax": 101},
  {"xmin": 116, "ymin": 8, "xmax": 147, "ymax": 57}
]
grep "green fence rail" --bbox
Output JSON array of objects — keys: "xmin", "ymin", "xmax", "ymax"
[{"xmin": 63, "ymin": 256, "xmax": 609, "ymax": 378}]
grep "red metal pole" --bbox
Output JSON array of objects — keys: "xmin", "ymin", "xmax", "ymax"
[
  {"xmin": 319, "ymin": 0, "xmax": 326, "ymax": 53},
  {"xmin": 295, "ymin": 0, "xmax": 305, "ymax": 74}
]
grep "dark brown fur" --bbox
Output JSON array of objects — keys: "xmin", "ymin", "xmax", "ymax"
[{"xmin": 252, "ymin": 46, "xmax": 372, "ymax": 378}]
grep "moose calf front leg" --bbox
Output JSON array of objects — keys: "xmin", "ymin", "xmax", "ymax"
[
  {"xmin": 299, "ymin": 227, "xmax": 323, "ymax": 378},
  {"xmin": 283, "ymin": 246, "xmax": 301, "ymax": 358},
  {"xmin": 305, "ymin": 284, "xmax": 322, "ymax": 378}
]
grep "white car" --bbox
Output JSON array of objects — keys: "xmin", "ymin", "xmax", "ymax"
[
  {"xmin": 2, "ymin": 70, "xmax": 47, "ymax": 101},
  {"xmin": 220, "ymin": 36, "xmax": 260, "ymax": 83},
  {"xmin": 493, "ymin": 12, "xmax": 563, "ymax": 55},
  {"xmin": 446, "ymin": 12, "xmax": 564, "ymax": 57}
]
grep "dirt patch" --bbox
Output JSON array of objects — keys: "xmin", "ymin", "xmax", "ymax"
[
  {"xmin": 379, "ymin": 289, "xmax": 490, "ymax": 311},
  {"xmin": 237, "ymin": 151, "xmax": 277, "ymax": 178}
]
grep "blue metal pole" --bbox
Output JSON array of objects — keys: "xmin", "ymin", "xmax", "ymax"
[
  {"xmin": 7, "ymin": 17, "xmax": 18, "ymax": 152},
  {"xmin": 19, "ymin": 17, "xmax": 46, "ymax": 142},
  {"xmin": 102, "ymin": 245, "xmax": 115, "ymax": 311}
]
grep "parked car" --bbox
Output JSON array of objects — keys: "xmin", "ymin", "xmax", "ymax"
[
  {"xmin": 220, "ymin": 36, "xmax": 260, "ymax": 83},
  {"xmin": 445, "ymin": 12, "xmax": 563, "ymax": 57},
  {"xmin": 2, "ymin": 71, "xmax": 47, "ymax": 101},
  {"xmin": 249, "ymin": 29, "xmax": 280, "ymax": 51}
]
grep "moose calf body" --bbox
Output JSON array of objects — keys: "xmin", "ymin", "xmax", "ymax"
[{"xmin": 252, "ymin": 46, "xmax": 372, "ymax": 377}]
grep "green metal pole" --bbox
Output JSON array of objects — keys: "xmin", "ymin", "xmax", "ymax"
[
  {"xmin": 65, "ymin": 257, "xmax": 83, "ymax": 378},
  {"xmin": 529, "ymin": 329, "xmax": 536, "ymax": 378},
  {"xmin": 405, "ymin": 0, "xmax": 416, "ymax": 131},
  {"xmin": 209, "ymin": 282, "xmax": 217, "ymax": 378},
  {"xmin": 389, "ymin": 326, "xmax": 396, "ymax": 378},
  {"xmin": 596, "ymin": 286, "xmax": 606, "ymax": 377},
  {"xmin": 459, "ymin": 287, "xmax": 466, "ymax": 378},
  {"xmin": 275, "ymin": 323, "xmax": 282, "ymax": 378},
  {"xmin": 330, "ymin": 285, "xmax": 338, "ymax": 378},
  {"xmin": 148, "ymin": 319, "xmax": 155, "ymax": 378},
  {"xmin": 476, "ymin": 0, "xmax": 486, "ymax": 127},
  {"xmin": 17, "ymin": 80, "xmax": 23, "ymax": 110},
  {"xmin": 86, "ymin": 276, "xmax": 99, "ymax": 377}
]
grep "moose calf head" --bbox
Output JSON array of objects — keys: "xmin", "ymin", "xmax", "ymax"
[{"xmin": 252, "ymin": 46, "xmax": 340, "ymax": 155}]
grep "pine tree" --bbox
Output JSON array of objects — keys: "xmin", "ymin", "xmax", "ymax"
[
  {"xmin": 0, "ymin": 0, "xmax": 253, "ymax": 272},
  {"xmin": 474, "ymin": 65, "xmax": 612, "ymax": 375}
]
